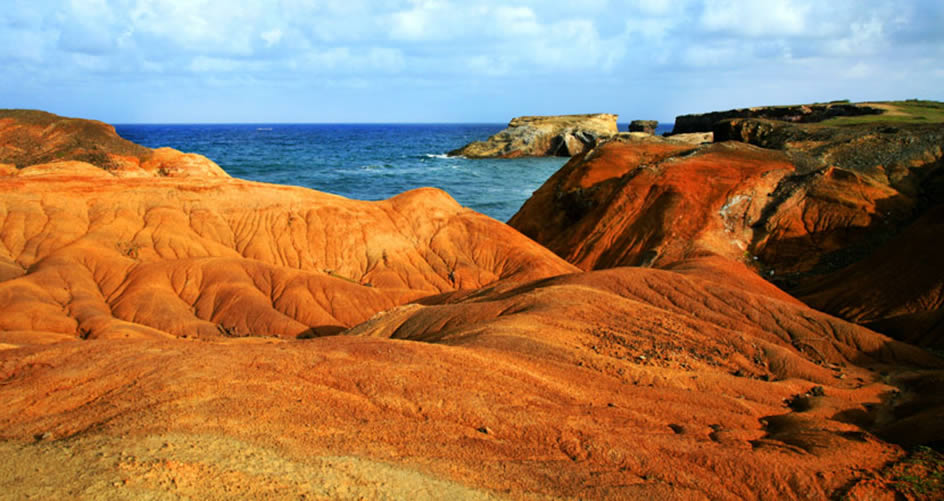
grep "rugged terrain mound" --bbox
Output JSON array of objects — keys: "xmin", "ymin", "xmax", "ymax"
[
  {"xmin": 2, "ymin": 110, "xmax": 943, "ymax": 499},
  {"xmin": 448, "ymin": 113, "xmax": 618, "ymax": 158},
  {"xmin": 508, "ymin": 135, "xmax": 796, "ymax": 270},
  {"xmin": 2, "ymin": 257, "xmax": 941, "ymax": 499},
  {"xmin": 0, "ymin": 172, "xmax": 575, "ymax": 343},
  {"xmin": 0, "ymin": 109, "xmax": 227, "ymax": 177},
  {"xmin": 510, "ymin": 119, "xmax": 944, "ymax": 347}
]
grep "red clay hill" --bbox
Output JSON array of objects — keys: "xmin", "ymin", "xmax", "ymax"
[
  {"xmin": 0, "ymin": 109, "xmax": 227, "ymax": 177},
  {"xmin": 510, "ymin": 101, "xmax": 944, "ymax": 351},
  {"xmin": 1, "ymin": 109, "xmax": 942, "ymax": 499}
]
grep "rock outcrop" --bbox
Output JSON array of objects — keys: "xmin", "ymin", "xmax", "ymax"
[
  {"xmin": 508, "ymin": 134, "xmax": 796, "ymax": 270},
  {"xmin": 509, "ymin": 117, "xmax": 944, "ymax": 349},
  {"xmin": 3, "ymin": 254, "xmax": 941, "ymax": 499},
  {"xmin": 0, "ymin": 174, "xmax": 575, "ymax": 342},
  {"xmin": 628, "ymin": 119, "xmax": 658, "ymax": 134},
  {"xmin": 2, "ymin": 109, "xmax": 944, "ymax": 500},
  {"xmin": 671, "ymin": 102, "xmax": 883, "ymax": 134},
  {"xmin": 448, "ymin": 113, "xmax": 618, "ymax": 158},
  {"xmin": 0, "ymin": 109, "xmax": 227, "ymax": 177}
]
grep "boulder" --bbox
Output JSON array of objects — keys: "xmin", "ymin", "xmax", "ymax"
[
  {"xmin": 508, "ymin": 135, "xmax": 794, "ymax": 270},
  {"xmin": 448, "ymin": 113, "xmax": 618, "ymax": 158},
  {"xmin": 628, "ymin": 119, "xmax": 659, "ymax": 134}
]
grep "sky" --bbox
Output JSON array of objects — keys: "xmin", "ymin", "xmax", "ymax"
[{"xmin": 2, "ymin": 0, "xmax": 943, "ymax": 123}]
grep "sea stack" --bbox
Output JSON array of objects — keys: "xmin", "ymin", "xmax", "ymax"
[
  {"xmin": 628, "ymin": 120, "xmax": 659, "ymax": 134},
  {"xmin": 448, "ymin": 113, "xmax": 618, "ymax": 158}
]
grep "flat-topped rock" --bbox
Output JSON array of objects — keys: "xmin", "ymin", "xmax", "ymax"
[
  {"xmin": 628, "ymin": 119, "xmax": 659, "ymax": 134},
  {"xmin": 671, "ymin": 102, "xmax": 883, "ymax": 134},
  {"xmin": 448, "ymin": 113, "xmax": 618, "ymax": 158}
]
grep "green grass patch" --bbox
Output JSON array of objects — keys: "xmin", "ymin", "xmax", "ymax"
[
  {"xmin": 825, "ymin": 100, "xmax": 944, "ymax": 125},
  {"xmin": 890, "ymin": 446, "xmax": 944, "ymax": 499}
]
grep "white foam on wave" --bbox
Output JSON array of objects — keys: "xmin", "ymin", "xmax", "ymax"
[{"xmin": 424, "ymin": 153, "xmax": 451, "ymax": 159}]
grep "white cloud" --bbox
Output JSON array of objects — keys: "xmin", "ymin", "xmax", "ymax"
[
  {"xmin": 681, "ymin": 43, "xmax": 741, "ymax": 68},
  {"xmin": 388, "ymin": 0, "xmax": 459, "ymax": 41},
  {"xmin": 2, "ymin": 0, "xmax": 942, "ymax": 122},
  {"xmin": 701, "ymin": 0, "xmax": 811, "ymax": 37},
  {"xmin": 260, "ymin": 29, "xmax": 283, "ymax": 47},
  {"xmin": 0, "ymin": 27, "xmax": 51, "ymax": 62},
  {"xmin": 829, "ymin": 18, "xmax": 886, "ymax": 56},
  {"xmin": 492, "ymin": 6, "xmax": 541, "ymax": 37}
]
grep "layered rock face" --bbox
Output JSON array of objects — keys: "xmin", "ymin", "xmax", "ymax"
[
  {"xmin": 448, "ymin": 113, "xmax": 618, "ymax": 158},
  {"xmin": 671, "ymin": 102, "xmax": 883, "ymax": 134},
  {"xmin": 0, "ymin": 176, "xmax": 575, "ymax": 342},
  {"xmin": 510, "ymin": 118, "xmax": 944, "ymax": 349},
  {"xmin": 509, "ymin": 135, "xmax": 796, "ymax": 269},
  {"xmin": 2, "ymin": 110, "xmax": 943, "ymax": 499},
  {"xmin": 0, "ymin": 109, "xmax": 227, "ymax": 177}
]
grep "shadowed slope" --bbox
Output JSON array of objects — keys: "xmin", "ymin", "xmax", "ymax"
[{"xmin": 796, "ymin": 205, "xmax": 944, "ymax": 349}]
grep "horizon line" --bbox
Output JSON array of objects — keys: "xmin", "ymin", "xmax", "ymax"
[{"xmin": 111, "ymin": 120, "xmax": 676, "ymax": 126}]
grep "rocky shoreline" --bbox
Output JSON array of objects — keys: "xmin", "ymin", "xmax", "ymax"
[
  {"xmin": 1, "ymin": 105, "xmax": 942, "ymax": 499},
  {"xmin": 448, "ymin": 113, "xmax": 619, "ymax": 158}
]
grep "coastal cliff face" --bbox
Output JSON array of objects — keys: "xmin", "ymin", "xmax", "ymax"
[
  {"xmin": 0, "ymin": 109, "xmax": 227, "ymax": 177},
  {"xmin": 448, "ymin": 113, "xmax": 618, "ymax": 158},
  {"xmin": 2, "ymin": 110, "xmax": 943, "ymax": 499},
  {"xmin": 509, "ymin": 116, "xmax": 944, "ymax": 350},
  {"xmin": 671, "ymin": 102, "xmax": 883, "ymax": 134}
]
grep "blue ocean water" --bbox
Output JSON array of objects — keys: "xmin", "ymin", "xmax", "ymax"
[{"xmin": 115, "ymin": 123, "xmax": 672, "ymax": 222}]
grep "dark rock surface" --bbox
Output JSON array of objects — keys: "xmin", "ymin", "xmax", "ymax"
[
  {"xmin": 671, "ymin": 102, "xmax": 883, "ymax": 134},
  {"xmin": 628, "ymin": 120, "xmax": 659, "ymax": 134}
]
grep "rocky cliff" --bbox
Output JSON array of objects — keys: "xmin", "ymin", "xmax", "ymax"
[
  {"xmin": 671, "ymin": 102, "xmax": 883, "ymax": 134},
  {"xmin": 510, "ymin": 115, "xmax": 944, "ymax": 351},
  {"xmin": 448, "ymin": 113, "xmax": 618, "ymax": 158}
]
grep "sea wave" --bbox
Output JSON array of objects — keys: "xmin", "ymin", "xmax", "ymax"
[{"xmin": 423, "ymin": 153, "xmax": 451, "ymax": 159}]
